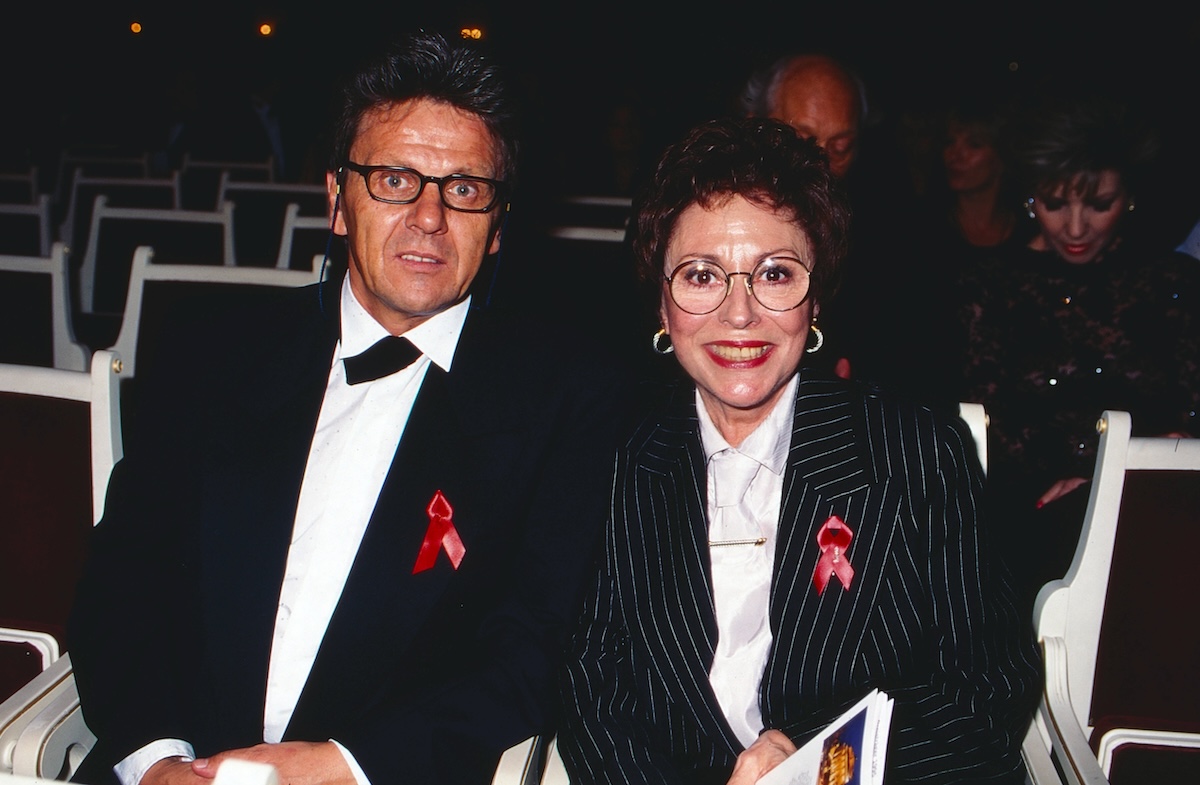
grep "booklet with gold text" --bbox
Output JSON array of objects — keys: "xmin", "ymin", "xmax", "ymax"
[{"xmin": 756, "ymin": 689, "xmax": 894, "ymax": 785}]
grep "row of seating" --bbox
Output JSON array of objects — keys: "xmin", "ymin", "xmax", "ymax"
[
  {"xmin": 0, "ymin": 153, "xmax": 274, "ymax": 213},
  {"xmin": 0, "ymin": 243, "xmax": 326, "ymax": 375},
  {"xmin": 0, "ymin": 155, "xmax": 335, "ymax": 357},
  {"xmin": 37, "ymin": 169, "xmax": 330, "ymax": 270}
]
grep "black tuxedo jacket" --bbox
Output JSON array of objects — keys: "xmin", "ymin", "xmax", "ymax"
[
  {"xmin": 69, "ymin": 280, "xmax": 637, "ymax": 785},
  {"xmin": 558, "ymin": 372, "xmax": 1042, "ymax": 785}
]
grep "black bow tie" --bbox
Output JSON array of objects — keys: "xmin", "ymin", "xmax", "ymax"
[{"xmin": 343, "ymin": 336, "xmax": 422, "ymax": 384}]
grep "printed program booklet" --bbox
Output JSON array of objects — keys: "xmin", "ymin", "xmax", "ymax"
[{"xmin": 757, "ymin": 688, "xmax": 894, "ymax": 785}]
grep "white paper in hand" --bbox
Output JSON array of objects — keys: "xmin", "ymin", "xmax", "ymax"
[
  {"xmin": 211, "ymin": 759, "xmax": 281, "ymax": 785},
  {"xmin": 756, "ymin": 688, "xmax": 894, "ymax": 785}
]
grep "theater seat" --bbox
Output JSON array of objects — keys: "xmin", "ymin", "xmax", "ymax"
[
  {"xmin": 102, "ymin": 246, "xmax": 324, "ymax": 380},
  {"xmin": 1034, "ymin": 410, "xmax": 1200, "ymax": 784},
  {"xmin": 0, "ymin": 351, "xmax": 123, "ymax": 708}
]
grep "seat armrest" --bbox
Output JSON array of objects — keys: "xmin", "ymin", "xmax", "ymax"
[
  {"xmin": 0, "ymin": 658, "xmax": 74, "ymax": 774},
  {"xmin": 11, "ymin": 684, "xmax": 95, "ymax": 780},
  {"xmin": 1040, "ymin": 636, "xmax": 1107, "ymax": 784}
]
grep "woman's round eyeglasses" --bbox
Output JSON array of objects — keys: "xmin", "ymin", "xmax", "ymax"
[{"xmin": 664, "ymin": 257, "xmax": 813, "ymax": 315}]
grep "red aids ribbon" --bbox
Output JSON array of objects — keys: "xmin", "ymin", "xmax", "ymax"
[
  {"xmin": 812, "ymin": 515, "xmax": 854, "ymax": 594},
  {"xmin": 412, "ymin": 490, "xmax": 466, "ymax": 574}
]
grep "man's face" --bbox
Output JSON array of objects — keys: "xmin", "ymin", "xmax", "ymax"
[
  {"xmin": 770, "ymin": 64, "xmax": 860, "ymax": 179},
  {"xmin": 329, "ymin": 99, "xmax": 505, "ymax": 335}
]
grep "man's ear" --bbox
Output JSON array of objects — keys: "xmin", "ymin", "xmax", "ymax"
[
  {"xmin": 326, "ymin": 170, "xmax": 348, "ymax": 236},
  {"xmin": 487, "ymin": 205, "xmax": 508, "ymax": 255}
]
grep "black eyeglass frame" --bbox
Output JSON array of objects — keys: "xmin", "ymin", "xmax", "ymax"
[
  {"xmin": 663, "ymin": 257, "xmax": 814, "ymax": 315},
  {"xmin": 341, "ymin": 162, "xmax": 507, "ymax": 213}
]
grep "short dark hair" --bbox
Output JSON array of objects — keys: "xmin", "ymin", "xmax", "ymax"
[
  {"xmin": 1015, "ymin": 93, "xmax": 1157, "ymax": 200},
  {"xmin": 631, "ymin": 116, "xmax": 852, "ymax": 306},
  {"xmin": 329, "ymin": 31, "xmax": 519, "ymax": 185}
]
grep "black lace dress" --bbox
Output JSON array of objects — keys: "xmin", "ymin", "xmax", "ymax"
[{"xmin": 960, "ymin": 242, "xmax": 1200, "ymax": 608}]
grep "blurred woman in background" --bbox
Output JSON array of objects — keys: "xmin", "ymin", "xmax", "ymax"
[{"xmin": 961, "ymin": 91, "xmax": 1199, "ymax": 610}]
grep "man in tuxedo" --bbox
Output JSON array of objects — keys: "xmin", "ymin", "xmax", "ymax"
[{"xmin": 68, "ymin": 32, "xmax": 634, "ymax": 785}]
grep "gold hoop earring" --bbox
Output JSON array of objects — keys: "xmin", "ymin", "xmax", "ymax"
[
  {"xmin": 806, "ymin": 323, "xmax": 824, "ymax": 354},
  {"xmin": 652, "ymin": 328, "xmax": 674, "ymax": 355}
]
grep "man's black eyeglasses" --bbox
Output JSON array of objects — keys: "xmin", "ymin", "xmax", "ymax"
[{"xmin": 342, "ymin": 163, "xmax": 506, "ymax": 213}]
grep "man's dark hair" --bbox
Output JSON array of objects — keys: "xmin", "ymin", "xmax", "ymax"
[
  {"xmin": 631, "ymin": 116, "xmax": 852, "ymax": 305},
  {"xmin": 329, "ymin": 31, "xmax": 519, "ymax": 185}
]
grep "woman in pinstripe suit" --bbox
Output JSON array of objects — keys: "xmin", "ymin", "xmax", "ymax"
[{"xmin": 558, "ymin": 117, "xmax": 1041, "ymax": 785}]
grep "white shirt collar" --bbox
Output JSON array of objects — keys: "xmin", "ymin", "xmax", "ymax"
[
  {"xmin": 337, "ymin": 273, "xmax": 470, "ymax": 372},
  {"xmin": 697, "ymin": 373, "xmax": 798, "ymax": 477}
]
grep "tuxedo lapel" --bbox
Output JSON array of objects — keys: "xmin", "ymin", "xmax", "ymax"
[
  {"xmin": 316, "ymin": 363, "xmax": 469, "ymax": 646},
  {"xmin": 288, "ymin": 310, "xmax": 517, "ymax": 733},
  {"xmin": 199, "ymin": 286, "xmax": 339, "ymax": 738}
]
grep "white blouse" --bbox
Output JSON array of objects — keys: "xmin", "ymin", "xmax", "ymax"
[{"xmin": 697, "ymin": 373, "xmax": 797, "ymax": 747}]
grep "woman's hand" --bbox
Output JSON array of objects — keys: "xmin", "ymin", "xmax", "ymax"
[
  {"xmin": 1036, "ymin": 477, "xmax": 1089, "ymax": 508},
  {"xmin": 726, "ymin": 729, "xmax": 797, "ymax": 785}
]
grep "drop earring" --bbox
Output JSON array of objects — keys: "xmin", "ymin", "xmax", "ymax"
[
  {"xmin": 806, "ymin": 322, "xmax": 824, "ymax": 354},
  {"xmin": 652, "ymin": 328, "xmax": 674, "ymax": 355}
]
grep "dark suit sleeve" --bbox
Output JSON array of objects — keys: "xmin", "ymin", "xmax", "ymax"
[
  {"xmin": 882, "ymin": 411, "xmax": 1043, "ymax": 784},
  {"xmin": 67, "ymin": 304, "xmax": 221, "ymax": 783},
  {"xmin": 556, "ymin": 455, "xmax": 689, "ymax": 785}
]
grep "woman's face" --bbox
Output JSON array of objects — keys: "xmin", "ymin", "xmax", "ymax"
[
  {"xmin": 1031, "ymin": 170, "xmax": 1128, "ymax": 265},
  {"xmin": 659, "ymin": 195, "xmax": 816, "ymax": 445},
  {"xmin": 942, "ymin": 121, "xmax": 1002, "ymax": 194}
]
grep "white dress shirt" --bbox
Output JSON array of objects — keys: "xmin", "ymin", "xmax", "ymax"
[
  {"xmin": 114, "ymin": 276, "xmax": 470, "ymax": 785},
  {"xmin": 698, "ymin": 373, "xmax": 797, "ymax": 747}
]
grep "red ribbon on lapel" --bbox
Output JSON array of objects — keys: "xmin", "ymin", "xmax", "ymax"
[
  {"xmin": 412, "ymin": 490, "xmax": 466, "ymax": 574},
  {"xmin": 812, "ymin": 515, "xmax": 854, "ymax": 594}
]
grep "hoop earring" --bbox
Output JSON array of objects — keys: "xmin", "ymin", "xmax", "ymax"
[
  {"xmin": 1025, "ymin": 197, "xmax": 1036, "ymax": 219},
  {"xmin": 806, "ymin": 323, "xmax": 824, "ymax": 354},
  {"xmin": 652, "ymin": 328, "xmax": 674, "ymax": 355}
]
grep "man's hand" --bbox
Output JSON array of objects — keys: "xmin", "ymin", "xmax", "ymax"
[
  {"xmin": 726, "ymin": 729, "xmax": 796, "ymax": 785},
  {"xmin": 141, "ymin": 757, "xmax": 208, "ymax": 785},
  {"xmin": 190, "ymin": 742, "xmax": 356, "ymax": 785}
]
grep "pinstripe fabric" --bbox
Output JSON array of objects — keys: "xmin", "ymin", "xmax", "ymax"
[{"xmin": 559, "ymin": 372, "xmax": 1042, "ymax": 785}]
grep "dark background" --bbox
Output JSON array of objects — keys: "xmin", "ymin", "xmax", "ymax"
[{"xmin": 3, "ymin": 1, "xmax": 1198, "ymax": 207}]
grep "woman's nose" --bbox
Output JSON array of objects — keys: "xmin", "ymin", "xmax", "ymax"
[
  {"xmin": 1066, "ymin": 206, "xmax": 1088, "ymax": 238},
  {"xmin": 719, "ymin": 274, "xmax": 759, "ymax": 327}
]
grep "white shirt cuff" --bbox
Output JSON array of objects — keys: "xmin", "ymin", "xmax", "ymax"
[
  {"xmin": 330, "ymin": 739, "xmax": 372, "ymax": 785},
  {"xmin": 114, "ymin": 739, "xmax": 195, "ymax": 785}
]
